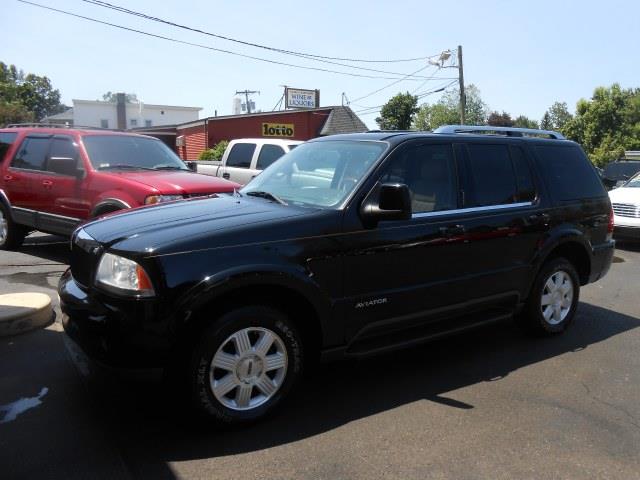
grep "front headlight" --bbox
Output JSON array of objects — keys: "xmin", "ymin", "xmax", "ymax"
[
  {"xmin": 144, "ymin": 194, "xmax": 184, "ymax": 205},
  {"xmin": 95, "ymin": 253, "xmax": 155, "ymax": 297}
]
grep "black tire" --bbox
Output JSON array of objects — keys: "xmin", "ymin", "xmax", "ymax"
[
  {"xmin": 523, "ymin": 257, "xmax": 580, "ymax": 335},
  {"xmin": 190, "ymin": 305, "xmax": 304, "ymax": 426},
  {"xmin": 0, "ymin": 202, "xmax": 27, "ymax": 251}
]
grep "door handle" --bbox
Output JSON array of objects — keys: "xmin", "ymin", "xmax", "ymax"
[
  {"xmin": 439, "ymin": 224, "xmax": 466, "ymax": 237},
  {"xmin": 42, "ymin": 180, "xmax": 53, "ymax": 187},
  {"xmin": 4, "ymin": 175, "xmax": 13, "ymax": 181},
  {"xmin": 528, "ymin": 213, "xmax": 550, "ymax": 224},
  {"xmin": 222, "ymin": 172, "xmax": 230, "ymax": 179}
]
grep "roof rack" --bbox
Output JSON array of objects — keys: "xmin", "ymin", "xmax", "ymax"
[
  {"xmin": 5, "ymin": 123, "xmax": 115, "ymax": 131},
  {"xmin": 433, "ymin": 125, "xmax": 565, "ymax": 140}
]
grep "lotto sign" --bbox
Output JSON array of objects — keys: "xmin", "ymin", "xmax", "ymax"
[
  {"xmin": 285, "ymin": 88, "xmax": 318, "ymax": 109},
  {"xmin": 262, "ymin": 123, "xmax": 295, "ymax": 137}
]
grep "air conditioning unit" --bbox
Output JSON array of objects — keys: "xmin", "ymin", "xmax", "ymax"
[{"xmin": 176, "ymin": 135, "xmax": 185, "ymax": 147}]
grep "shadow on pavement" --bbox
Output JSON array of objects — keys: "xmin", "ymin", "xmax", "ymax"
[
  {"xmin": 615, "ymin": 240, "xmax": 640, "ymax": 253},
  {"xmin": 17, "ymin": 234, "xmax": 70, "ymax": 265},
  {"xmin": 65, "ymin": 302, "xmax": 639, "ymax": 478}
]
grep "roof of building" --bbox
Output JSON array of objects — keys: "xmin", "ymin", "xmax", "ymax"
[
  {"xmin": 72, "ymin": 99, "xmax": 202, "ymax": 111},
  {"xmin": 319, "ymin": 106, "xmax": 368, "ymax": 136},
  {"xmin": 41, "ymin": 108, "xmax": 74, "ymax": 122}
]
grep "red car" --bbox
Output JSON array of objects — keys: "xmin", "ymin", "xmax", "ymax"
[{"xmin": 0, "ymin": 125, "xmax": 240, "ymax": 249}]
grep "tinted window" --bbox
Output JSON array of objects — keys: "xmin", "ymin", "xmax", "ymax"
[
  {"xmin": 535, "ymin": 145, "xmax": 605, "ymax": 200},
  {"xmin": 0, "ymin": 132, "xmax": 18, "ymax": 162},
  {"xmin": 466, "ymin": 144, "xmax": 517, "ymax": 206},
  {"xmin": 381, "ymin": 144, "xmax": 457, "ymax": 213},
  {"xmin": 510, "ymin": 146, "xmax": 536, "ymax": 202},
  {"xmin": 11, "ymin": 137, "xmax": 49, "ymax": 171},
  {"xmin": 603, "ymin": 162, "xmax": 640, "ymax": 181},
  {"xmin": 226, "ymin": 143, "xmax": 256, "ymax": 169},
  {"xmin": 256, "ymin": 144, "xmax": 285, "ymax": 170},
  {"xmin": 49, "ymin": 137, "xmax": 78, "ymax": 161}
]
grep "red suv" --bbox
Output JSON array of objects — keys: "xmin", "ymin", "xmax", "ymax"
[{"xmin": 0, "ymin": 126, "xmax": 240, "ymax": 249}]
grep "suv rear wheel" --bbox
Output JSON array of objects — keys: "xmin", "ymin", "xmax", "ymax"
[
  {"xmin": 524, "ymin": 257, "xmax": 580, "ymax": 335},
  {"xmin": 0, "ymin": 203, "xmax": 27, "ymax": 250},
  {"xmin": 190, "ymin": 305, "xmax": 303, "ymax": 425}
]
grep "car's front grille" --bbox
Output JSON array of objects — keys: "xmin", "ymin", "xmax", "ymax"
[{"xmin": 612, "ymin": 203, "xmax": 640, "ymax": 218}]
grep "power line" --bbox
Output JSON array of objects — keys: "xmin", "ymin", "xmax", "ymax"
[
  {"xmin": 16, "ymin": 0, "xmax": 433, "ymax": 81},
  {"xmin": 80, "ymin": 0, "xmax": 433, "ymax": 64},
  {"xmin": 353, "ymin": 80, "xmax": 457, "ymax": 115},
  {"xmin": 349, "ymin": 65, "xmax": 434, "ymax": 104},
  {"xmin": 78, "ymin": 0, "xmax": 439, "ymax": 79}
]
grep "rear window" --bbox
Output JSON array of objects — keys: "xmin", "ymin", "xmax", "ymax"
[
  {"xmin": 11, "ymin": 137, "xmax": 49, "ymax": 171},
  {"xmin": 226, "ymin": 143, "xmax": 256, "ymax": 169},
  {"xmin": 0, "ymin": 132, "xmax": 18, "ymax": 162},
  {"xmin": 535, "ymin": 145, "xmax": 605, "ymax": 200}
]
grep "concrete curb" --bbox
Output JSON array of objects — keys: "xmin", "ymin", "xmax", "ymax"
[{"xmin": 0, "ymin": 293, "xmax": 54, "ymax": 337}]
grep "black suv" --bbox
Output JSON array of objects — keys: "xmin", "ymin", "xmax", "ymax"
[{"xmin": 59, "ymin": 125, "xmax": 615, "ymax": 425}]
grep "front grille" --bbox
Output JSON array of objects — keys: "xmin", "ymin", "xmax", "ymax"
[
  {"xmin": 185, "ymin": 192, "xmax": 216, "ymax": 198},
  {"xmin": 70, "ymin": 229, "xmax": 103, "ymax": 288},
  {"xmin": 612, "ymin": 203, "xmax": 640, "ymax": 218}
]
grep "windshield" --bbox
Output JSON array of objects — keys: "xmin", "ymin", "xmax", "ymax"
[
  {"xmin": 624, "ymin": 172, "xmax": 640, "ymax": 187},
  {"xmin": 83, "ymin": 135, "xmax": 188, "ymax": 171},
  {"xmin": 242, "ymin": 140, "xmax": 387, "ymax": 208}
]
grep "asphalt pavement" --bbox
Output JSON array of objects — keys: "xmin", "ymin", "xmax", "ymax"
[{"xmin": 1, "ymin": 233, "xmax": 639, "ymax": 480}]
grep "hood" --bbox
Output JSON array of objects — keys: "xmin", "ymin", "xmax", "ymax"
[
  {"xmin": 105, "ymin": 170, "xmax": 239, "ymax": 193},
  {"xmin": 608, "ymin": 186, "xmax": 640, "ymax": 204},
  {"xmin": 82, "ymin": 194, "xmax": 313, "ymax": 253}
]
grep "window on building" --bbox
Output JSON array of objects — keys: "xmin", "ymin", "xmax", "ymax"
[
  {"xmin": 380, "ymin": 144, "xmax": 458, "ymax": 213},
  {"xmin": 145, "ymin": 120, "xmax": 152, "ymax": 127},
  {"xmin": 100, "ymin": 119, "xmax": 109, "ymax": 129},
  {"xmin": 256, "ymin": 144, "xmax": 285, "ymax": 170},
  {"xmin": 130, "ymin": 119, "xmax": 138, "ymax": 127},
  {"xmin": 226, "ymin": 143, "xmax": 256, "ymax": 169},
  {"xmin": 465, "ymin": 144, "xmax": 518, "ymax": 207},
  {"xmin": 11, "ymin": 137, "xmax": 49, "ymax": 171}
]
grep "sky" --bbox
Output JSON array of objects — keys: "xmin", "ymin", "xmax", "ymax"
[{"xmin": 2, "ymin": 0, "xmax": 639, "ymax": 128}]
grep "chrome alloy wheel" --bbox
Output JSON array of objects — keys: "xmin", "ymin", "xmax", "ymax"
[
  {"xmin": 210, "ymin": 327, "xmax": 288, "ymax": 411},
  {"xmin": 0, "ymin": 209, "xmax": 7, "ymax": 245},
  {"xmin": 540, "ymin": 270, "xmax": 574, "ymax": 325}
]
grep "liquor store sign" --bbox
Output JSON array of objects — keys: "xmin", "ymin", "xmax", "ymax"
[
  {"xmin": 285, "ymin": 88, "xmax": 319, "ymax": 109},
  {"xmin": 262, "ymin": 123, "xmax": 295, "ymax": 137}
]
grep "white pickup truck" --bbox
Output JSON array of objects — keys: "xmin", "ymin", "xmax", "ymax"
[{"xmin": 194, "ymin": 138, "xmax": 302, "ymax": 185}]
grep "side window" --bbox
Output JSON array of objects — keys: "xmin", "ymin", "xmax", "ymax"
[
  {"xmin": 510, "ymin": 146, "xmax": 536, "ymax": 202},
  {"xmin": 256, "ymin": 144, "xmax": 285, "ymax": 170},
  {"xmin": 466, "ymin": 144, "xmax": 517, "ymax": 207},
  {"xmin": 0, "ymin": 132, "xmax": 18, "ymax": 162},
  {"xmin": 11, "ymin": 137, "xmax": 50, "ymax": 171},
  {"xmin": 226, "ymin": 143, "xmax": 256, "ymax": 169},
  {"xmin": 536, "ymin": 145, "xmax": 606, "ymax": 200},
  {"xmin": 380, "ymin": 144, "xmax": 457, "ymax": 213},
  {"xmin": 46, "ymin": 137, "xmax": 79, "ymax": 173}
]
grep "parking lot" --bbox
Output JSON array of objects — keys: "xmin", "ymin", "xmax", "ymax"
[{"xmin": 1, "ymin": 234, "xmax": 639, "ymax": 479}]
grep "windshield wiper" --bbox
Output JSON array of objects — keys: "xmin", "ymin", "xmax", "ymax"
[
  {"xmin": 245, "ymin": 191, "xmax": 287, "ymax": 205},
  {"xmin": 154, "ymin": 166, "xmax": 187, "ymax": 171},
  {"xmin": 98, "ymin": 164, "xmax": 155, "ymax": 171}
]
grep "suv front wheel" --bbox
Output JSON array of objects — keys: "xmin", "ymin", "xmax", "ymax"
[
  {"xmin": 524, "ymin": 257, "xmax": 580, "ymax": 335},
  {"xmin": 0, "ymin": 203, "xmax": 27, "ymax": 250},
  {"xmin": 190, "ymin": 305, "xmax": 304, "ymax": 425}
]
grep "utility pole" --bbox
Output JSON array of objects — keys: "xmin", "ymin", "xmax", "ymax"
[
  {"xmin": 235, "ymin": 90, "xmax": 259, "ymax": 114},
  {"xmin": 457, "ymin": 45, "xmax": 466, "ymax": 125}
]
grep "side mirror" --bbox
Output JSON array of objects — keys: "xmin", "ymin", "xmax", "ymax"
[
  {"xmin": 186, "ymin": 161, "xmax": 197, "ymax": 172},
  {"xmin": 48, "ymin": 156, "xmax": 82, "ymax": 177},
  {"xmin": 360, "ymin": 182, "xmax": 412, "ymax": 227}
]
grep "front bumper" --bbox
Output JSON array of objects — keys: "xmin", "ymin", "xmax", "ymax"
[{"xmin": 59, "ymin": 269, "xmax": 172, "ymax": 370}]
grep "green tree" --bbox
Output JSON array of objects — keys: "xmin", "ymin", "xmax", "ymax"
[
  {"xmin": 541, "ymin": 101, "xmax": 573, "ymax": 131},
  {"xmin": 563, "ymin": 84, "xmax": 640, "ymax": 166},
  {"xmin": 0, "ymin": 61, "xmax": 64, "ymax": 123},
  {"xmin": 487, "ymin": 111, "xmax": 514, "ymax": 127},
  {"xmin": 376, "ymin": 92, "xmax": 418, "ymax": 130},
  {"xmin": 540, "ymin": 112, "xmax": 552, "ymax": 130},
  {"xmin": 102, "ymin": 91, "xmax": 139, "ymax": 103},
  {"xmin": 198, "ymin": 140, "xmax": 229, "ymax": 161},
  {"xmin": 413, "ymin": 84, "xmax": 488, "ymax": 130},
  {"xmin": 513, "ymin": 115, "xmax": 539, "ymax": 129},
  {"xmin": 0, "ymin": 101, "xmax": 33, "ymax": 125}
]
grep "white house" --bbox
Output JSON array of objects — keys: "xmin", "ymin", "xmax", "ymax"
[{"xmin": 43, "ymin": 94, "xmax": 202, "ymax": 129}]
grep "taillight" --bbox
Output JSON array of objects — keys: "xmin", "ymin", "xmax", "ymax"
[{"xmin": 607, "ymin": 205, "xmax": 614, "ymax": 233}]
